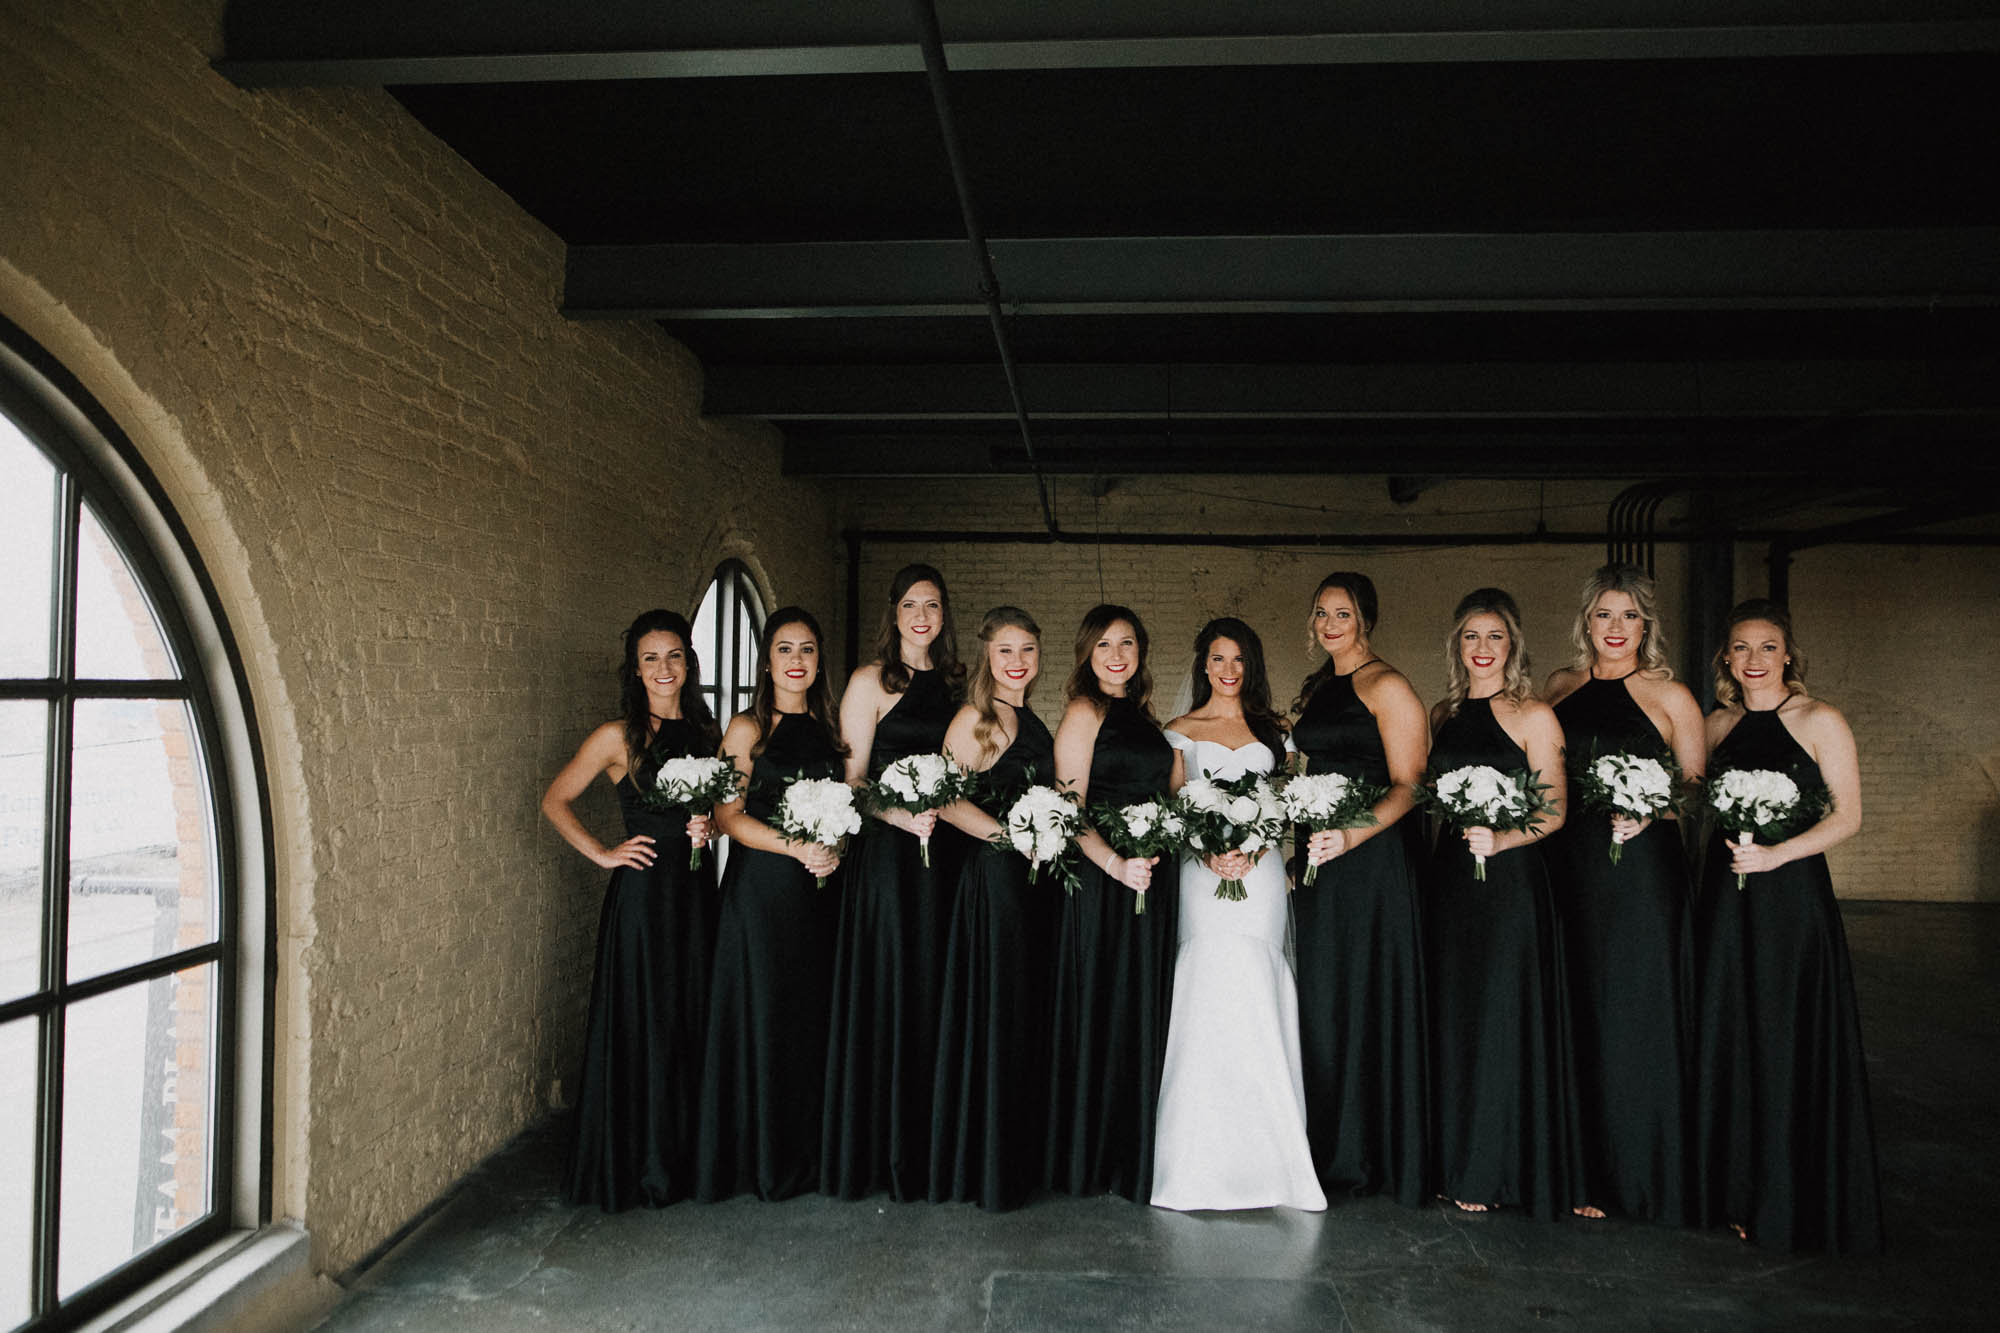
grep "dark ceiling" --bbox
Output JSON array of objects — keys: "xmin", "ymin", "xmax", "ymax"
[{"xmin": 217, "ymin": 1, "xmax": 2000, "ymax": 515}]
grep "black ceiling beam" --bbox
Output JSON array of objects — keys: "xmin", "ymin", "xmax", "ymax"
[
  {"xmin": 217, "ymin": 2, "xmax": 2000, "ymax": 86},
  {"xmin": 706, "ymin": 359, "xmax": 2000, "ymax": 421},
  {"xmin": 564, "ymin": 230, "xmax": 2000, "ymax": 320}
]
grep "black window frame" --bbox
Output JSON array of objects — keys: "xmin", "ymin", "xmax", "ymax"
[{"xmin": 696, "ymin": 558, "xmax": 765, "ymax": 724}]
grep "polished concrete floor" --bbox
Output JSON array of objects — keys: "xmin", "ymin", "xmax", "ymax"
[{"xmin": 316, "ymin": 902, "xmax": 1999, "ymax": 1331}]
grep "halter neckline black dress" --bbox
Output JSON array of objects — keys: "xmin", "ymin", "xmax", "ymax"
[
  {"xmin": 929, "ymin": 703, "xmax": 1058, "ymax": 1211},
  {"xmin": 696, "ymin": 711, "xmax": 844, "ymax": 1202},
  {"xmin": 1047, "ymin": 695, "xmax": 1180, "ymax": 1201},
  {"xmin": 1549, "ymin": 673, "xmax": 1692, "ymax": 1224},
  {"xmin": 823, "ymin": 665, "xmax": 965, "ymax": 1201},
  {"xmin": 562, "ymin": 718, "xmax": 719, "ymax": 1210},
  {"xmin": 1423, "ymin": 696, "xmax": 1573, "ymax": 1219},
  {"xmin": 1290, "ymin": 665, "xmax": 1430, "ymax": 1207},
  {"xmin": 1693, "ymin": 701, "xmax": 1883, "ymax": 1254}
]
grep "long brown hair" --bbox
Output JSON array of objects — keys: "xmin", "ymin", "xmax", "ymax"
[
  {"xmin": 869, "ymin": 562, "xmax": 965, "ymax": 696},
  {"xmin": 1292, "ymin": 571, "xmax": 1379, "ymax": 714},
  {"xmin": 618, "ymin": 609, "xmax": 720, "ymax": 773},
  {"xmin": 1440, "ymin": 587, "xmax": 1535, "ymax": 716},
  {"xmin": 1711, "ymin": 598, "xmax": 1808, "ymax": 707},
  {"xmin": 747, "ymin": 606, "xmax": 847, "ymax": 759},
  {"xmin": 1568, "ymin": 562, "xmax": 1673, "ymax": 677},
  {"xmin": 1064, "ymin": 603, "xmax": 1154, "ymax": 719},
  {"xmin": 965, "ymin": 605, "xmax": 1042, "ymax": 766},
  {"xmin": 1190, "ymin": 617, "xmax": 1288, "ymax": 758}
]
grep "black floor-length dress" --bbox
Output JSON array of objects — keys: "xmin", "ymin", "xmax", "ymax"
[
  {"xmin": 1693, "ymin": 704, "xmax": 1883, "ymax": 1254},
  {"xmin": 1291, "ymin": 667, "xmax": 1431, "ymax": 1207},
  {"xmin": 929, "ymin": 704, "xmax": 1058, "ymax": 1211},
  {"xmin": 1424, "ymin": 697, "xmax": 1572, "ymax": 1219},
  {"xmin": 822, "ymin": 666, "xmax": 966, "ymax": 1200},
  {"xmin": 696, "ymin": 712, "xmax": 844, "ymax": 1202},
  {"xmin": 562, "ymin": 720, "xmax": 719, "ymax": 1210},
  {"xmin": 1549, "ymin": 674, "xmax": 1693, "ymax": 1224},
  {"xmin": 1046, "ymin": 696, "xmax": 1180, "ymax": 1201}
]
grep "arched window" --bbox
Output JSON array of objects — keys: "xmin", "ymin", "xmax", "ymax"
[
  {"xmin": 693, "ymin": 559, "xmax": 764, "ymax": 724},
  {"xmin": 0, "ymin": 319, "xmax": 265, "ymax": 1331}
]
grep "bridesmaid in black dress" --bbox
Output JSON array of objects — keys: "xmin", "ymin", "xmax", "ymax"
[
  {"xmin": 824, "ymin": 564, "xmax": 967, "ymax": 1201},
  {"xmin": 1047, "ymin": 604, "xmax": 1180, "ymax": 1201},
  {"xmin": 697, "ymin": 608, "xmax": 848, "ymax": 1202},
  {"xmin": 1290, "ymin": 572, "xmax": 1432, "ymax": 1207},
  {"xmin": 929, "ymin": 606, "xmax": 1056, "ymax": 1211},
  {"xmin": 1693, "ymin": 599, "xmax": 1882, "ymax": 1254},
  {"xmin": 542, "ymin": 610, "xmax": 719, "ymax": 1210},
  {"xmin": 1543, "ymin": 564, "xmax": 1705, "ymax": 1224},
  {"xmin": 1424, "ymin": 588, "xmax": 1572, "ymax": 1219}
]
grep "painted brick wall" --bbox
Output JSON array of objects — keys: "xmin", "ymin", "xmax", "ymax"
[
  {"xmin": 1, "ymin": 0, "xmax": 837, "ymax": 1274},
  {"xmin": 841, "ymin": 474, "xmax": 1997, "ymax": 902}
]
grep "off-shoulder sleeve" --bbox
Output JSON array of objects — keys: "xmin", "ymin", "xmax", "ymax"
[{"xmin": 1162, "ymin": 727, "xmax": 1196, "ymax": 755}]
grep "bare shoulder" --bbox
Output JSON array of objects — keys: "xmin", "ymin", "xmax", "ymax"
[
  {"xmin": 1704, "ymin": 704, "xmax": 1744, "ymax": 747},
  {"xmin": 583, "ymin": 718, "xmax": 627, "ymax": 753},
  {"xmin": 1058, "ymin": 695, "xmax": 1105, "ymax": 733},
  {"xmin": 842, "ymin": 660, "xmax": 886, "ymax": 698},
  {"xmin": 1630, "ymin": 670, "xmax": 1696, "ymax": 706},
  {"xmin": 1356, "ymin": 660, "xmax": 1421, "ymax": 710},
  {"xmin": 1542, "ymin": 667, "xmax": 1586, "ymax": 704},
  {"xmin": 721, "ymin": 712, "xmax": 761, "ymax": 756},
  {"xmin": 1790, "ymin": 693, "xmax": 1851, "ymax": 740},
  {"xmin": 1164, "ymin": 710, "xmax": 1198, "ymax": 735}
]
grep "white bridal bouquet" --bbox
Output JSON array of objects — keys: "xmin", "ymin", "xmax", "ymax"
[
  {"xmin": 994, "ymin": 783, "xmax": 1085, "ymax": 892},
  {"xmin": 1279, "ymin": 769, "xmax": 1384, "ymax": 886},
  {"xmin": 648, "ymin": 755, "xmax": 745, "ymax": 870},
  {"xmin": 1705, "ymin": 766, "xmax": 1830, "ymax": 890},
  {"xmin": 1176, "ymin": 772, "xmax": 1286, "ymax": 902},
  {"xmin": 1419, "ymin": 764, "xmax": 1555, "ymax": 882},
  {"xmin": 863, "ymin": 752, "xmax": 974, "ymax": 867},
  {"xmin": 773, "ymin": 775, "xmax": 863, "ymax": 888},
  {"xmin": 1570, "ymin": 751, "xmax": 1679, "ymax": 866},
  {"xmin": 1088, "ymin": 796, "xmax": 1185, "ymax": 915}
]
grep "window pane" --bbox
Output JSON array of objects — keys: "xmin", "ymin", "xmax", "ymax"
[
  {"xmin": 67, "ymin": 701, "xmax": 217, "ymax": 983},
  {"xmin": 0, "ymin": 1018, "xmax": 35, "ymax": 1329},
  {"xmin": 74, "ymin": 505, "xmax": 177, "ymax": 680},
  {"xmin": 57, "ymin": 962, "xmax": 215, "ymax": 1299},
  {"xmin": 0, "ymin": 416, "xmax": 57, "ymax": 679},
  {"xmin": 0, "ymin": 702, "xmax": 47, "ymax": 1004}
]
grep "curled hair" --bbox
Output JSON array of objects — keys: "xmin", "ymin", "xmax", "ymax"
[
  {"xmin": 1293, "ymin": 571, "xmax": 1380, "ymax": 714},
  {"xmin": 965, "ymin": 606, "xmax": 1042, "ymax": 766},
  {"xmin": 1711, "ymin": 598, "xmax": 1808, "ymax": 707},
  {"xmin": 1064, "ymin": 603, "xmax": 1154, "ymax": 719},
  {"xmin": 1190, "ymin": 617, "xmax": 1288, "ymax": 758},
  {"xmin": 1569, "ymin": 563, "xmax": 1672, "ymax": 677},
  {"xmin": 870, "ymin": 562, "xmax": 965, "ymax": 696},
  {"xmin": 748, "ymin": 606, "xmax": 847, "ymax": 759},
  {"xmin": 1441, "ymin": 587, "xmax": 1535, "ymax": 716},
  {"xmin": 618, "ymin": 609, "xmax": 720, "ymax": 775}
]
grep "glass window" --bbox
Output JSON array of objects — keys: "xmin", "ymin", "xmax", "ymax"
[
  {"xmin": 693, "ymin": 559, "xmax": 764, "ymax": 724},
  {"xmin": 2, "ymin": 329, "xmax": 255, "ymax": 1330}
]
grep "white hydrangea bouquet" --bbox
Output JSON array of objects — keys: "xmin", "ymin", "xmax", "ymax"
[
  {"xmin": 1705, "ymin": 766, "xmax": 1830, "ymax": 890},
  {"xmin": 862, "ymin": 752, "xmax": 975, "ymax": 867},
  {"xmin": 1088, "ymin": 796, "xmax": 1185, "ymax": 915},
  {"xmin": 1570, "ymin": 750, "xmax": 1680, "ymax": 866},
  {"xmin": 994, "ymin": 782, "xmax": 1085, "ymax": 894},
  {"xmin": 773, "ymin": 775, "xmax": 863, "ymax": 888},
  {"xmin": 1175, "ymin": 771, "xmax": 1286, "ymax": 902},
  {"xmin": 1418, "ymin": 764, "xmax": 1555, "ymax": 881},
  {"xmin": 647, "ymin": 756, "xmax": 745, "ymax": 870},
  {"xmin": 1278, "ymin": 769, "xmax": 1384, "ymax": 886}
]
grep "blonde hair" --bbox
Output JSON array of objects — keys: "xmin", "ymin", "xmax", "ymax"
[
  {"xmin": 965, "ymin": 606, "xmax": 1042, "ymax": 765},
  {"xmin": 1568, "ymin": 562, "xmax": 1673, "ymax": 677},
  {"xmin": 1711, "ymin": 599, "xmax": 1808, "ymax": 707},
  {"xmin": 1441, "ymin": 587, "xmax": 1534, "ymax": 716}
]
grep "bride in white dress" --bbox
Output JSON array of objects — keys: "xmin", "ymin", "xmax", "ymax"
[{"xmin": 1152, "ymin": 618, "xmax": 1327, "ymax": 1213}]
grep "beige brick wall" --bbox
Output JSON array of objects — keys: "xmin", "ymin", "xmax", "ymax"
[
  {"xmin": 1, "ymin": 0, "xmax": 836, "ymax": 1275},
  {"xmin": 841, "ymin": 474, "xmax": 1997, "ymax": 902}
]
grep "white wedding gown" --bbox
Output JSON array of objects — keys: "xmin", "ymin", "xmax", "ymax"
[{"xmin": 1150, "ymin": 732, "xmax": 1327, "ymax": 1212}]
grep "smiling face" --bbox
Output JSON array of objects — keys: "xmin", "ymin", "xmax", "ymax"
[
  {"xmin": 1204, "ymin": 636, "xmax": 1247, "ymax": 700},
  {"xmin": 1311, "ymin": 586, "xmax": 1363, "ymax": 659},
  {"xmin": 1725, "ymin": 619, "xmax": 1788, "ymax": 693},
  {"xmin": 767, "ymin": 620, "xmax": 821, "ymax": 697},
  {"xmin": 895, "ymin": 579, "xmax": 944, "ymax": 662},
  {"xmin": 1587, "ymin": 590, "xmax": 1645, "ymax": 668},
  {"xmin": 987, "ymin": 625, "xmax": 1040, "ymax": 699},
  {"xmin": 1458, "ymin": 612, "xmax": 1511, "ymax": 688},
  {"xmin": 1090, "ymin": 619, "xmax": 1140, "ymax": 696},
  {"xmin": 634, "ymin": 629, "xmax": 688, "ymax": 711}
]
